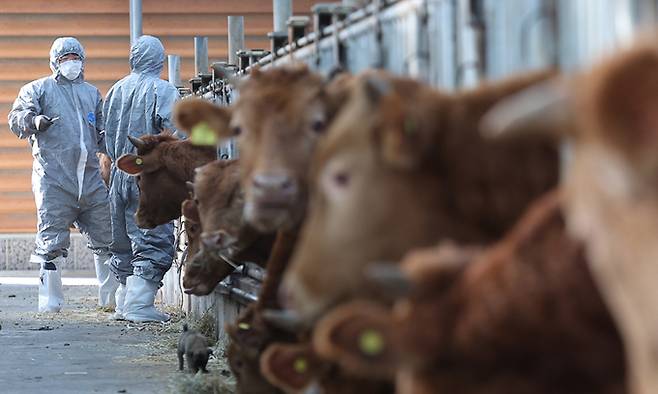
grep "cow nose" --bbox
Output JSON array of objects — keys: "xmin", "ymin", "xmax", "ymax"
[
  {"xmin": 201, "ymin": 231, "xmax": 222, "ymax": 249},
  {"xmin": 252, "ymin": 173, "xmax": 296, "ymax": 196}
]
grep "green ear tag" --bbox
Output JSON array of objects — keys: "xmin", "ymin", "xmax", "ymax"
[
  {"xmin": 238, "ymin": 322, "xmax": 250, "ymax": 330},
  {"xmin": 135, "ymin": 157, "xmax": 144, "ymax": 166},
  {"xmin": 403, "ymin": 118, "xmax": 417, "ymax": 136},
  {"xmin": 359, "ymin": 329, "xmax": 384, "ymax": 356},
  {"xmin": 191, "ymin": 122, "xmax": 219, "ymax": 146},
  {"xmin": 293, "ymin": 357, "xmax": 308, "ymax": 374}
]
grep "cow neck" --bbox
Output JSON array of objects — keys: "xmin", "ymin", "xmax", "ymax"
[{"xmin": 255, "ymin": 228, "xmax": 300, "ymax": 311}]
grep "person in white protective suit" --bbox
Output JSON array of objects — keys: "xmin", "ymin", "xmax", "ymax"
[
  {"xmin": 103, "ymin": 35, "xmax": 180, "ymax": 322},
  {"xmin": 7, "ymin": 37, "xmax": 119, "ymax": 313}
]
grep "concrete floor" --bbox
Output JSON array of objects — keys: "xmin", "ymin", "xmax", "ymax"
[{"xmin": 0, "ymin": 273, "xmax": 231, "ymax": 394}]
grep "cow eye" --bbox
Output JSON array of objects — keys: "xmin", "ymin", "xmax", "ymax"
[
  {"xmin": 333, "ymin": 171, "xmax": 350, "ymax": 187},
  {"xmin": 231, "ymin": 126, "xmax": 242, "ymax": 136},
  {"xmin": 311, "ymin": 119, "xmax": 326, "ymax": 134}
]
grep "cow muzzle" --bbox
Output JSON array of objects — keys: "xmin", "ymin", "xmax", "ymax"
[{"xmin": 246, "ymin": 173, "xmax": 300, "ymax": 231}]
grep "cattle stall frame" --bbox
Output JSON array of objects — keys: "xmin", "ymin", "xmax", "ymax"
[{"xmin": 161, "ymin": 0, "xmax": 658, "ymax": 342}]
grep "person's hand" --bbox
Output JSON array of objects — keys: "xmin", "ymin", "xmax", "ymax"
[{"xmin": 34, "ymin": 115, "xmax": 58, "ymax": 132}]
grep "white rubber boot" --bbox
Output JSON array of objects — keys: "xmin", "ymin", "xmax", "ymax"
[
  {"xmin": 94, "ymin": 253, "xmax": 120, "ymax": 307},
  {"xmin": 122, "ymin": 275, "xmax": 170, "ymax": 323},
  {"xmin": 110, "ymin": 283, "xmax": 127, "ymax": 320},
  {"xmin": 38, "ymin": 261, "xmax": 64, "ymax": 313}
]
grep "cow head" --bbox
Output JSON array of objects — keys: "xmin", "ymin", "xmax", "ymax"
[
  {"xmin": 172, "ymin": 67, "xmax": 350, "ymax": 234},
  {"xmin": 180, "ymin": 160, "xmax": 251, "ymax": 295},
  {"xmin": 229, "ymin": 65, "xmax": 348, "ymax": 233},
  {"xmin": 116, "ymin": 134, "xmax": 215, "ymax": 228},
  {"xmin": 179, "ymin": 197, "xmax": 220, "ymax": 295},
  {"xmin": 192, "ymin": 160, "xmax": 245, "ymax": 251},
  {"xmin": 281, "ymin": 70, "xmax": 558, "ymax": 323}
]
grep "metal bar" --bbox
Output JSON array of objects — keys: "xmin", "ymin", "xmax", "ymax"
[
  {"xmin": 194, "ymin": 36, "xmax": 209, "ymax": 76},
  {"xmin": 239, "ymin": 265, "xmax": 266, "ymax": 282},
  {"xmin": 228, "ymin": 16, "xmax": 245, "ymax": 65},
  {"xmin": 129, "ymin": 0, "xmax": 142, "ymax": 46},
  {"xmin": 273, "ymin": 0, "xmax": 293, "ymax": 33},
  {"xmin": 217, "ymin": 282, "xmax": 258, "ymax": 305},
  {"xmin": 167, "ymin": 55, "xmax": 181, "ymax": 87}
]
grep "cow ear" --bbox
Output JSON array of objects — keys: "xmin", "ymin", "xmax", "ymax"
[
  {"xmin": 116, "ymin": 154, "xmax": 144, "ymax": 175},
  {"xmin": 585, "ymin": 45, "xmax": 658, "ymax": 164},
  {"xmin": 259, "ymin": 342, "xmax": 321, "ymax": 393},
  {"xmin": 361, "ymin": 74, "xmax": 429, "ymax": 170},
  {"xmin": 398, "ymin": 241, "xmax": 473, "ymax": 292},
  {"xmin": 376, "ymin": 109, "xmax": 430, "ymax": 170},
  {"xmin": 313, "ymin": 301, "xmax": 397, "ymax": 380},
  {"xmin": 228, "ymin": 310, "xmax": 269, "ymax": 352},
  {"xmin": 181, "ymin": 199, "xmax": 200, "ymax": 223},
  {"xmin": 174, "ymin": 98, "xmax": 232, "ymax": 139}
]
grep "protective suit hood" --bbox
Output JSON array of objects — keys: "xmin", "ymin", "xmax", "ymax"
[
  {"xmin": 129, "ymin": 35, "xmax": 165, "ymax": 76},
  {"xmin": 49, "ymin": 37, "xmax": 86, "ymax": 80}
]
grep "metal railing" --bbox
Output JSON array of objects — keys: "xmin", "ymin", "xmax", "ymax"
[{"xmin": 170, "ymin": 0, "xmax": 658, "ymax": 307}]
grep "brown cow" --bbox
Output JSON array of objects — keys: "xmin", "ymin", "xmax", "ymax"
[
  {"xmin": 225, "ymin": 229, "xmax": 301, "ymax": 394},
  {"xmin": 280, "ymin": 69, "xmax": 560, "ymax": 323},
  {"xmin": 174, "ymin": 65, "xmax": 350, "ymax": 233},
  {"xmin": 175, "ymin": 66, "xmax": 352, "ymax": 394},
  {"xmin": 312, "ymin": 191, "xmax": 625, "ymax": 394},
  {"xmin": 232, "ymin": 66, "xmax": 350, "ymax": 233},
  {"xmin": 115, "ymin": 134, "xmax": 216, "ymax": 228},
  {"xmin": 482, "ymin": 42, "xmax": 658, "ymax": 394},
  {"xmin": 224, "ymin": 68, "xmax": 354, "ymax": 394},
  {"xmin": 181, "ymin": 160, "xmax": 275, "ymax": 296}
]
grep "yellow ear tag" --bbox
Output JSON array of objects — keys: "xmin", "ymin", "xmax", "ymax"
[
  {"xmin": 293, "ymin": 357, "xmax": 308, "ymax": 374},
  {"xmin": 359, "ymin": 329, "xmax": 384, "ymax": 356},
  {"xmin": 238, "ymin": 322, "xmax": 250, "ymax": 330},
  {"xmin": 135, "ymin": 157, "xmax": 144, "ymax": 166},
  {"xmin": 191, "ymin": 122, "xmax": 219, "ymax": 146}
]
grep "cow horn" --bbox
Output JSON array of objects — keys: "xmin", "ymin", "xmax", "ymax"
[
  {"xmin": 363, "ymin": 74, "xmax": 392, "ymax": 104},
  {"xmin": 364, "ymin": 263, "xmax": 412, "ymax": 298},
  {"xmin": 262, "ymin": 309, "xmax": 304, "ymax": 333},
  {"xmin": 480, "ymin": 78, "xmax": 571, "ymax": 140},
  {"xmin": 127, "ymin": 135, "xmax": 146, "ymax": 150}
]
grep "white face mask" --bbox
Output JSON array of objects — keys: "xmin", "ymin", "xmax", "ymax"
[{"xmin": 59, "ymin": 60, "xmax": 83, "ymax": 80}]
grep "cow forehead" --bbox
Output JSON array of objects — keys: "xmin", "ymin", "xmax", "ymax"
[
  {"xmin": 313, "ymin": 90, "xmax": 378, "ymax": 168},
  {"xmin": 235, "ymin": 90, "xmax": 324, "ymax": 127}
]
